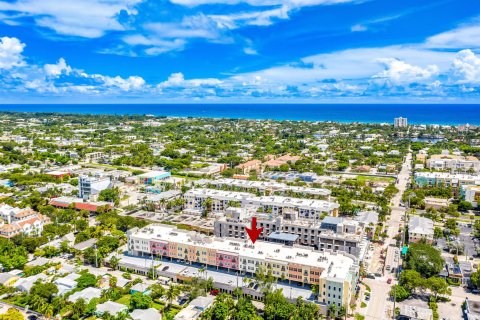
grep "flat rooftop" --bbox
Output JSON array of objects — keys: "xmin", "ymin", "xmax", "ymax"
[
  {"xmin": 186, "ymin": 188, "xmax": 339, "ymax": 211},
  {"xmin": 131, "ymin": 224, "xmax": 356, "ymax": 280}
]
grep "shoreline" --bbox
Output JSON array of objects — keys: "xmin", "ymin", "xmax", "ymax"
[{"xmin": 0, "ymin": 104, "xmax": 479, "ymax": 125}]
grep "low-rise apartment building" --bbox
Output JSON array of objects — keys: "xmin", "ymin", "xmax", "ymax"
[
  {"xmin": 408, "ymin": 216, "xmax": 434, "ymax": 244},
  {"xmin": 204, "ymin": 178, "xmax": 331, "ymax": 199},
  {"xmin": 462, "ymin": 185, "xmax": 480, "ymax": 208},
  {"xmin": 214, "ymin": 208, "xmax": 367, "ymax": 258},
  {"xmin": 79, "ymin": 175, "xmax": 111, "ymax": 200},
  {"xmin": 235, "ymin": 160, "xmax": 262, "ymax": 174},
  {"xmin": 184, "ymin": 188, "xmax": 339, "ymax": 219},
  {"xmin": 0, "ymin": 204, "xmax": 50, "ymax": 238},
  {"xmin": 414, "ymin": 172, "xmax": 480, "ymax": 189},
  {"xmin": 127, "ymin": 224, "xmax": 359, "ymax": 308},
  {"xmin": 426, "ymin": 154, "xmax": 480, "ymax": 172}
]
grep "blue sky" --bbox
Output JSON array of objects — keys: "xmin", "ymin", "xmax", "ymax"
[{"xmin": 0, "ymin": 0, "xmax": 480, "ymax": 103}]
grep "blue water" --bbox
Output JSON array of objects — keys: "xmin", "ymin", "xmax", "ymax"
[{"xmin": 0, "ymin": 104, "xmax": 479, "ymax": 124}]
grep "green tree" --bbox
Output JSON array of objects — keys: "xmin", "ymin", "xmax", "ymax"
[
  {"xmin": 165, "ymin": 285, "xmax": 180, "ymax": 307},
  {"xmin": 31, "ymin": 282, "xmax": 58, "ymax": 300},
  {"xmin": 76, "ymin": 272, "xmax": 97, "ymax": 289},
  {"xmin": 426, "ymin": 277, "xmax": 451, "ymax": 299},
  {"xmin": 0, "ymin": 308, "xmax": 25, "ymax": 320},
  {"xmin": 130, "ymin": 292, "xmax": 152, "ymax": 310},
  {"xmin": 405, "ymin": 243, "xmax": 444, "ymax": 278},
  {"xmin": 471, "ymin": 269, "xmax": 480, "ymax": 288},
  {"xmin": 264, "ymin": 289, "xmax": 296, "ymax": 320},
  {"xmin": 389, "ymin": 285, "xmax": 411, "ymax": 302},
  {"xmin": 98, "ymin": 187, "xmax": 121, "ymax": 205}
]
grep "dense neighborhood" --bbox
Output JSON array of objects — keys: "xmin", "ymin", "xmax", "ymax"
[{"xmin": 0, "ymin": 113, "xmax": 478, "ymax": 319}]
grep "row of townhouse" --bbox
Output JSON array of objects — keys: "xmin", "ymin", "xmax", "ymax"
[
  {"xmin": 214, "ymin": 207, "xmax": 368, "ymax": 258},
  {"xmin": 0, "ymin": 204, "xmax": 51, "ymax": 238},
  {"xmin": 127, "ymin": 224, "xmax": 359, "ymax": 308},
  {"xmin": 414, "ymin": 172, "xmax": 480, "ymax": 189},
  {"xmin": 184, "ymin": 188, "xmax": 339, "ymax": 219},
  {"xmin": 201, "ymin": 178, "xmax": 331, "ymax": 199}
]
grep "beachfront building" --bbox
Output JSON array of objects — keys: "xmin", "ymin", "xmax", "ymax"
[
  {"xmin": 0, "ymin": 204, "xmax": 50, "ymax": 238},
  {"xmin": 184, "ymin": 188, "xmax": 339, "ymax": 218},
  {"xmin": 203, "ymin": 178, "xmax": 331, "ymax": 200},
  {"xmin": 126, "ymin": 170, "xmax": 171, "ymax": 185},
  {"xmin": 394, "ymin": 117, "xmax": 408, "ymax": 128},
  {"xmin": 127, "ymin": 224, "xmax": 359, "ymax": 308},
  {"xmin": 214, "ymin": 207, "xmax": 368, "ymax": 258},
  {"xmin": 426, "ymin": 154, "xmax": 480, "ymax": 172},
  {"xmin": 408, "ymin": 216, "xmax": 434, "ymax": 244},
  {"xmin": 414, "ymin": 172, "xmax": 480, "ymax": 189},
  {"xmin": 79, "ymin": 175, "xmax": 111, "ymax": 200}
]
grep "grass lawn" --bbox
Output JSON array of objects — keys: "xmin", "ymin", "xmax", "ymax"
[
  {"xmin": 116, "ymin": 294, "xmax": 131, "ymax": 306},
  {"xmin": 356, "ymin": 175, "xmax": 396, "ymax": 183},
  {"xmin": 152, "ymin": 301, "xmax": 165, "ymax": 310}
]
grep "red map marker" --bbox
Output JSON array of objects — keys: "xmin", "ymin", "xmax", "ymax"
[{"xmin": 245, "ymin": 217, "xmax": 263, "ymax": 244}]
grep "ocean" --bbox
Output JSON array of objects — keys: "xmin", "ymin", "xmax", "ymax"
[{"xmin": 0, "ymin": 104, "xmax": 479, "ymax": 125}]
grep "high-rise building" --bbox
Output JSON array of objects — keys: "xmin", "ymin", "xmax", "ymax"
[{"xmin": 394, "ymin": 117, "xmax": 408, "ymax": 128}]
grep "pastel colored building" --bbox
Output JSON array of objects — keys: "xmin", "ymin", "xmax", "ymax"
[
  {"xmin": 414, "ymin": 172, "xmax": 480, "ymax": 189},
  {"xmin": 128, "ymin": 224, "xmax": 359, "ymax": 308},
  {"xmin": 126, "ymin": 170, "xmax": 171, "ymax": 185}
]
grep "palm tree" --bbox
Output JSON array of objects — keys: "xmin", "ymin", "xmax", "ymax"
[
  {"xmin": 165, "ymin": 285, "xmax": 181, "ymax": 308},
  {"xmin": 110, "ymin": 256, "xmax": 120, "ymax": 270},
  {"xmin": 40, "ymin": 303, "xmax": 54, "ymax": 320},
  {"xmin": 327, "ymin": 304, "xmax": 337, "ymax": 320}
]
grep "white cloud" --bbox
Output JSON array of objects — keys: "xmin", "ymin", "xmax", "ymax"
[
  {"xmin": 44, "ymin": 58, "xmax": 72, "ymax": 76},
  {"xmin": 231, "ymin": 46, "xmax": 454, "ymax": 86},
  {"xmin": 351, "ymin": 24, "xmax": 367, "ymax": 32},
  {"xmin": 0, "ymin": 36, "xmax": 25, "ymax": 69},
  {"xmin": 123, "ymin": 34, "xmax": 187, "ymax": 54},
  {"xmin": 99, "ymin": 75, "xmax": 146, "ymax": 90},
  {"xmin": 0, "ymin": 0, "xmax": 142, "ymax": 38},
  {"xmin": 159, "ymin": 72, "xmax": 222, "ymax": 88},
  {"xmin": 169, "ymin": 0, "xmax": 354, "ymax": 7},
  {"xmin": 450, "ymin": 49, "xmax": 480, "ymax": 83},
  {"xmin": 373, "ymin": 58, "xmax": 439, "ymax": 84},
  {"xmin": 123, "ymin": 14, "xmax": 233, "ymax": 55},
  {"xmin": 244, "ymin": 47, "xmax": 258, "ymax": 55},
  {"xmin": 426, "ymin": 23, "xmax": 480, "ymax": 49}
]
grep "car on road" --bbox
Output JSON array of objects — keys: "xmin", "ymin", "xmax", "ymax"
[
  {"xmin": 387, "ymin": 278, "xmax": 392, "ymax": 284},
  {"xmin": 365, "ymin": 294, "xmax": 370, "ymax": 301}
]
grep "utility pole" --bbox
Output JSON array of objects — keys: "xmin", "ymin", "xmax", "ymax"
[{"xmin": 94, "ymin": 244, "xmax": 98, "ymax": 268}]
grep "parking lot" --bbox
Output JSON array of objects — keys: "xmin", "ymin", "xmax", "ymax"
[{"xmin": 437, "ymin": 223, "xmax": 477, "ymax": 258}]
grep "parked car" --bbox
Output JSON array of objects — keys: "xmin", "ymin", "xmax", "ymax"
[{"xmin": 387, "ymin": 278, "xmax": 392, "ymax": 284}]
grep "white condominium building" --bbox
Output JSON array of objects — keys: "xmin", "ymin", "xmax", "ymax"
[
  {"xmin": 408, "ymin": 216, "xmax": 434, "ymax": 244},
  {"xmin": 394, "ymin": 117, "xmax": 408, "ymax": 128},
  {"xmin": 203, "ymin": 178, "xmax": 331, "ymax": 199},
  {"xmin": 0, "ymin": 204, "xmax": 50, "ymax": 238},
  {"xmin": 79, "ymin": 175, "xmax": 112, "ymax": 200},
  {"xmin": 426, "ymin": 154, "xmax": 480, "ymax": 172},
  {"xmin": 184, "ymin": 188, "xmax": 339, "ymax": 219},
  {"xmin": 127, "ymin": 224, "xmax": 359, "ymax": 308}
]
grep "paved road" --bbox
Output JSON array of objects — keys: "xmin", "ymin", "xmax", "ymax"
[{"xmin": 364, "ymin": 151, "xmax": 412, "ymax": 320}]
